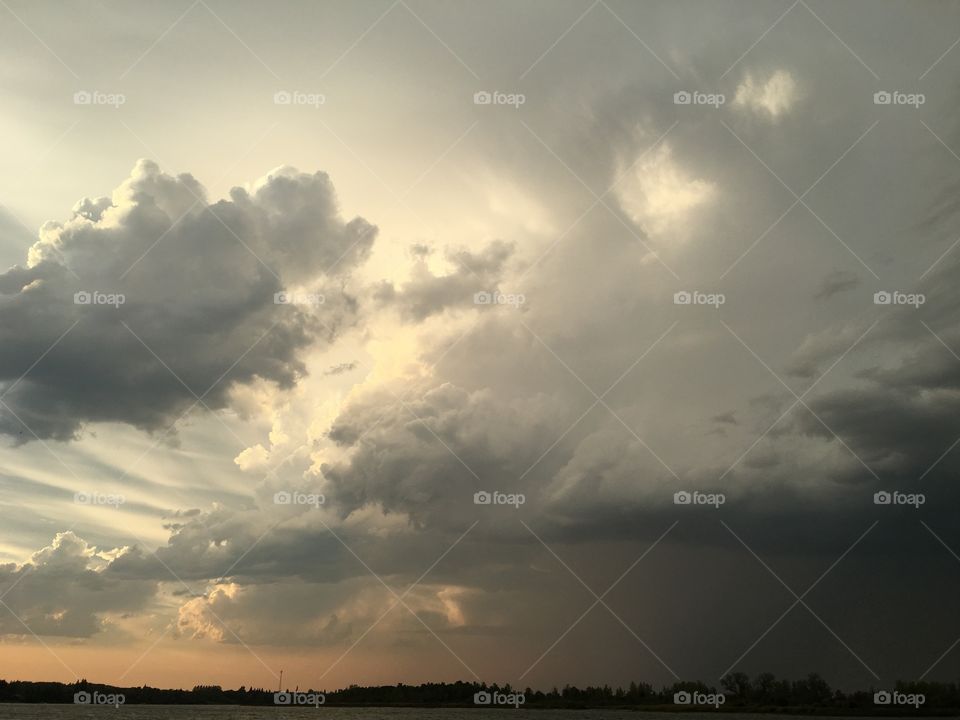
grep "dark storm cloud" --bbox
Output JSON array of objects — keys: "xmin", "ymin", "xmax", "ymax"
[
  {"xmin": 0, "ymin": 160, "xmax": 375, "ymax": 441},
  {"xmin": 324, "ymin": 381, "xmax": 572, "ymax": 527},
  {"xmin": 373, "ymin": 240, "xmax": 514, "ymax": 322},
  {"xmin": 299, "ymin": 0, "xmax": 960, "ymax": 577},
  {"xmin": 789, "ymin": 255, "xmax": 960, "ymax": 497}
]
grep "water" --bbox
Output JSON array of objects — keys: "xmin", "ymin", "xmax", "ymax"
[{"xmin": 0, "ymin": 709, "xmax": 914, "ymax": 719}]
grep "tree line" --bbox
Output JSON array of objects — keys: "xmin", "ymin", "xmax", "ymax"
[{"xmin": 0, "ymin": 673, "xmax": 958, "ymax": 711}]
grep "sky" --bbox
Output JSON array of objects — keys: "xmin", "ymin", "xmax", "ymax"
[{"xmin": 2, "ymin": 0, "xmax": 960, "ymax": 695}]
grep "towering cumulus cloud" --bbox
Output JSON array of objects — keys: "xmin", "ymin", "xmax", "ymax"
[
  {"xmin": 0, "ymin": 532, "xmax": 154, "ymax": 637},
  {"xmin": 0, "ymin": 160, "xmax": 375, "ymax": 441}
]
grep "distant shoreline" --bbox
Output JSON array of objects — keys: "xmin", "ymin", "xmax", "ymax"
[
  {"xmin": 0, "ymin": 701, "xmax": 956, "ymax": 715},
  {"xmin": 1, "ymin": 677, "xmax": 956, "ymax": 715}
]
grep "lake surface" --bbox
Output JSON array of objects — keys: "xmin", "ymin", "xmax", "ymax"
[{"xmin": 0, "ymin": 709, "xmax": 925, "ymax": 719}]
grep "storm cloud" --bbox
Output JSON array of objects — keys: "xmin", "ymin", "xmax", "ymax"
[{"xmin": 0, "ymin": 160, "xmax": 375, "ymax": 441}]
